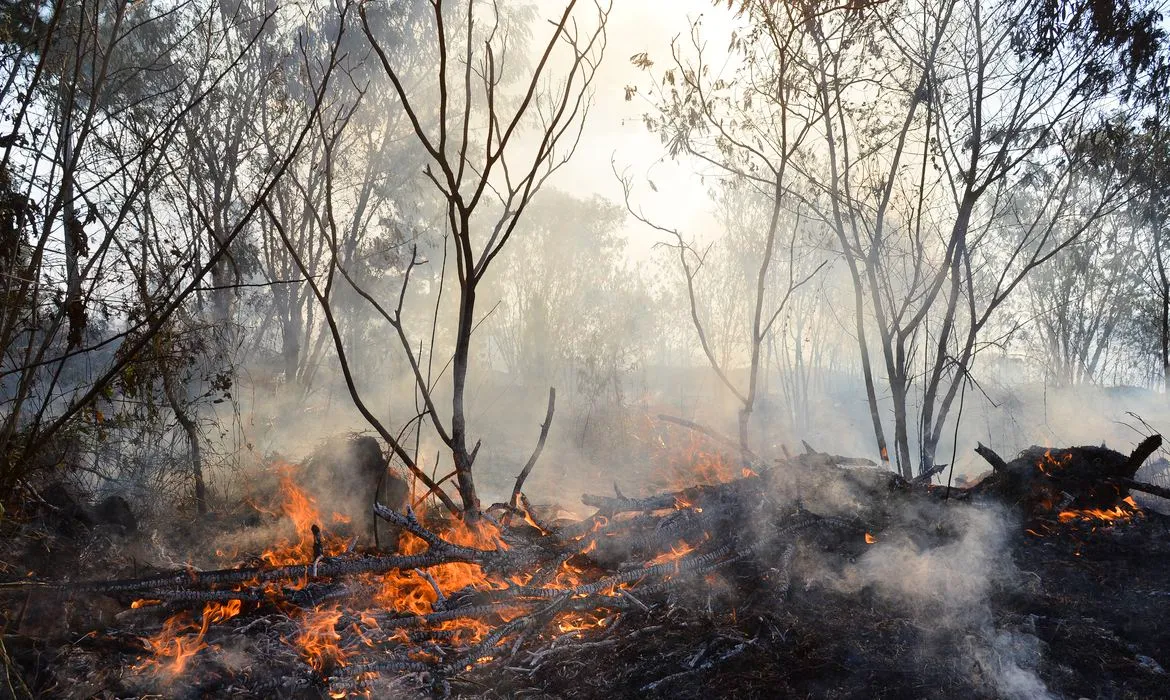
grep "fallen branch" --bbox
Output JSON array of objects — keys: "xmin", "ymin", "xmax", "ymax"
[{"xmin": 1124, "ymin": 434, "xmax": 1163, "ymax": 473}]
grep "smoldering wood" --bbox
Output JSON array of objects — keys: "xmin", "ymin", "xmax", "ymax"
[
  {"xmin": 972, "ymin": 435, "xmax": 1164, "ymax": 511},
  {"xmin": 7, "ymin": 435, "xmax": 1163, "ymax": 697}
]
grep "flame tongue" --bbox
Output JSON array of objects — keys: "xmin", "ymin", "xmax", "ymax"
[
  {"xmin": 1058, "ymin": 496, "xmax": 1142, "ymax": 524},
  {"xmin": 138, "ymin": 600, "xmax": 242, "ymax": 676},
  {"xmin": 298, "ymin": 607, "xmax": 346, "ymax": 672}
]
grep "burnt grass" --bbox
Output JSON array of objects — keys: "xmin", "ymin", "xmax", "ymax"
[
  {"xmin": 456, "ymin": 511, "xmax": 1170, "ymax": 699},
  {"xmin": 1, "ymin": 477, "xmax": 1169, "ymax": 698}
]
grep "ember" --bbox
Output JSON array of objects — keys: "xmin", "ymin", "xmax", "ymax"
[{"xmin": 4, "ymin": 437, "xmax": 1169, "ymax": 698}]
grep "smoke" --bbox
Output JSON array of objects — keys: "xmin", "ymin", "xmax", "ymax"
[{"xmin": 834, "ymin": 501, "xmax": 1052, "ymax": 699}]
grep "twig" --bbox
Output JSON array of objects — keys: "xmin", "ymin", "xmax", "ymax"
[
  {"xmin": 1112, "ymin": 477, "xmax": 1170, "ymax": 501},
  {"xmin": 974, "ymin": 443, "xmax": 1010, "ymax": 473},
  {"xmin": 508, "ymin": 387, "xmax": 557, "ymax": 520},
  {"xmin": 415, "ymin": 568, "xmax": 447, "ymax": 609}
]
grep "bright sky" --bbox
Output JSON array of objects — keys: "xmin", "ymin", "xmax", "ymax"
[{"xmin": 537, "ymin": 0, "xmax": 739, "ymax": 260}]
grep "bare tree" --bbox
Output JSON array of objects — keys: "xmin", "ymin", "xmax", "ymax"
[
  {"xmin": 798, "ymin": 0, "xmax": 1144, "ymax": 476},
  {"xmin": 622, "ymin": 0, "xmax": 1152, "ymax": 478},
  {"xmin": 0, "ymin": 0, "xmax": 345, "ymax": 500},
  {"xmin": 272, "ymin": 0, "xmax": 610, "ymax": 518},
  {"xmin": 621, "ymin": 6, "xmax": 828, "ymax": 458}
]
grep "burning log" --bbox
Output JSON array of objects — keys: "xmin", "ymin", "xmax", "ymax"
[{"xmin": 972, "ymin": 435, "xmax": 1162, "ymax": 521}]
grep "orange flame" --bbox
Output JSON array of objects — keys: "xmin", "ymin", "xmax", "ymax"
[
  {"xmin": 256, "ymin": 467, "xmax": 348, "ymax": 568},
  {"xmin": 297, "ymin": 607, "xmax": 346, "ymax": 672},
  {"xmin": 367, "ymin": 517, "xmax": 517, "ymax": 645},
  {"xmin": 138, "ymin": 599, "xmax": 242, "ymax": 675},
  {"xmin": 1036, "ymin": 449, "xmax": 1072, "ymax": 476},
  {"xmin": 646, "ymin": 541, "xmax": 697, "ymax": 568},
  {"xmin": 554, "ymin": 610, "xmax": 609, "ymax": 634},
  {"xmin": 1058, "ymin": 496, "xmax": 1142, "ymax": 524},
  {"xmin": 649, "ymin": 433, "xmax": 751, "ymax": 491}
]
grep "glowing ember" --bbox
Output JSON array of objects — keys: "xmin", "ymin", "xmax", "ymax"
[
  {"xmin": 865, "ymin": 532, "xmax": 876, "ymax": 544},
  {"xmin": 646, "ymin": 541, "xmax": 697, "ymax": 568},
  {"xmin": 131, "ymin": 599, "xmax": 161, "ymax": 609}
]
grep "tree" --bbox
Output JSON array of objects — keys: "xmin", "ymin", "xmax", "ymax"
[
  {"xmin": 0, "ymin": 0, "xmax": 345, "ymax": 503},
  {"xmin": 271, "ymin": 0, "xmax": 610, "ymax": 518},
  {"xmin": 621, "ymin": 9, "xmax": 829, "ymax": 458},
  {"xmin": 627, "ymin": 0, "xmax": 1162, "ymax": 478}
]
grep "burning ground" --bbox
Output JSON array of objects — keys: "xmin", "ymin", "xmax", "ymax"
[{"xmin": 1, "ymin": 436, "xmax": 1169, "ymax": 698}]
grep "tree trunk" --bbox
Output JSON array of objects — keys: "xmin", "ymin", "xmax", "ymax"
[
  {"xmin": 890, "ymin": 374, "xmax": 913, "ymax": 479},
  {"xmin": 451, "ymin": 275, "xmax": 480, "ymax": 516},
  {"xmin": 1155, "ymin": 232, "xmax": 1170, "ymax": 392},
  {"xmin": 737, "ymin": 406, "xmax": 751, "ymax": 464},
  {"xmin": 163, "ymin": 368, "xmax": 206, "ymax": 515},
  {"xmin": 61, "ymin": 111, "xmax": 84, "ymax": 349}
]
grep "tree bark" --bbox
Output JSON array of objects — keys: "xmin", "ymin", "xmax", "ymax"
[
  {"xmin": 451, "ymin": 276, "xmax": 480, "ymax": 515},
  {"xmin": 163, "ymin": 365, "xmax": 206, "ymax": 514}
]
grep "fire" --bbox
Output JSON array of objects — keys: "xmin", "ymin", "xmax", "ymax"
[
  {"xmin": 297, "ymin": 607, "xmax": 346, "ymax": 672},
  {"xmin": 650, "ymin": 433, "xmax": 752, "ymax": 491},
  {"xmin": 646, "ymin": 541, "xmax": 697, "ymax": 568},
  {"xmin": 139, "ymin": 465, "xmax": 624, "ymax": 684},
  {"xmin": 256, "ymin": 467, "xmax": 349, "ymax": 567},
  {"xmin": 554, "ymin": 610, "xmax": 609, "ymax": 634},
  {"xmin": 373, "ymin": 518, "xmax": 509, "ymax": 618},
  {"xmin": 138, "ymin": 613, "xmax": 207, "ymax": 675},
  {"xmin": 1037, "ymin": 449, "xmax": 1072, "ymax": 476},
  {"xmin": 521, "ymin": 507, "xmax": 547, "ymax": 534},
  {"xmin": 1057, "ymin": 496, "xmax": 1142, "ymax": 524},
  {"xmin": 206, "ymin": 599, "xmax": 243, "ymax": 622},
  {"xmin": 865, "ymin": 532, "xmax": 876, "ymax": 544},
  {"xmin": 138, "ymin": 600, "xmax": 242, "ymax": 675}
]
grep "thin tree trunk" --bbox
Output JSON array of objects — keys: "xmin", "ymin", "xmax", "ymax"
[
  {"xmin": 61, "ymin": 110, "xmax": 84, "ymax": 349},
  {"xmin": 163, "ymin": 368, "xmax": 206, "ymax": 514},
  {"xmin": 451, "ymin": 275, "xmax": 479, "ymax": 515},
  {"xmin": 1155, "ymin": 233, "xmax": 1170, "ymax": 392}
]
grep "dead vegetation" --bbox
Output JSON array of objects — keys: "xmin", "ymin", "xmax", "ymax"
[{"xmin": 0, "ymin": 433, "xmax": 1167, "ymax": 698}]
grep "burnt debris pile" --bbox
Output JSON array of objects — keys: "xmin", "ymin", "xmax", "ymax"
[{"xmin": 1, "ymin": 437, "xmax": 1168, "ymax": 699}]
